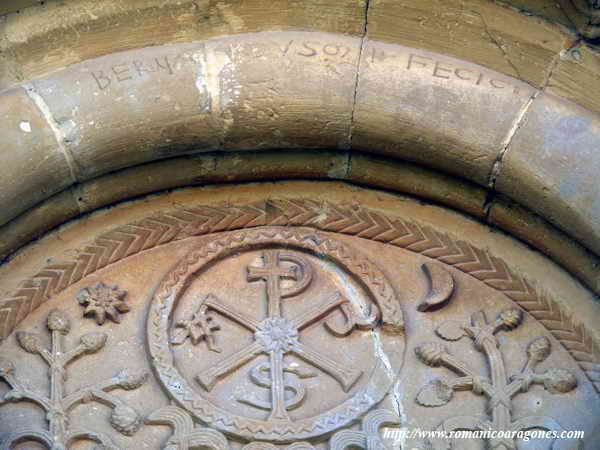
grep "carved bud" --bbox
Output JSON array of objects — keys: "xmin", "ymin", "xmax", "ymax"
[
  {"xmin": 415, "ymin": 342, "xmax": 447, "ymax": 367},
  {"xmin": 0, "ymin": 358, "xmax": 15, "ymax": 377},
  {"xmin": 498, "ymin": 308, "xmax": 523, "ymax": 330},
  {"xmin": 80, "ymin": 332, "xmax": 108, "ymax": 353},
  {"xmin": 115, "ymin": 369, "xmax": 148, "ymax": 390},
  {"xmin": 16, "ymin": 331, "xmax": 44, "ymax": 354},
  {"xmin": 47, "ymin": 309, "xmax": 71, "ymax": 334},
  {"xmin": 541, "ymin": 368, "xmax": 578, "ymax": 394},
  {"xmin": 110, "ymin": 405, "xmax": 142, "ymax": 436},
  {"xmin": 527, "ymin": 337, "xmax": 551, "ymax": 363}
]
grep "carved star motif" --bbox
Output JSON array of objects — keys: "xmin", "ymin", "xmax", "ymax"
[
  {"xmin": 171, "ymin": 303, "xmax": 221, "ymax": 352},
  {"xmin": 77, "ymin": 282, "xmax": 130, "ymax": 325}
]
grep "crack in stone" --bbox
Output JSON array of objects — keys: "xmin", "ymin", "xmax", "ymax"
[
  {"xmin": 328, "ymin": 152, "xmax": 352, "ymax": 180},
  {"xmin": 482, "ymin": 40, "xmax": 574, "ymax": 221},
  {"xmin": 22, "ymin": 83, "xmax": 80, "ymax": 185},
  {"xmin": 348, "ymin": 0, "xmax": 370, "ymax": 150},
  {"xmin": 371, "ymin": 329, "xmax": 407, "ymax": 448},
  {"xmin": 475, "ymin": 10, "xmax": 523, "ymax": 80},
  {"xmin": 346, "ymin": 152, "xmax": 353, "ymax": 179},
  {"xmin": 370, "ymin": 330, "xmax": 405, "ymax": 418},
  {"xmin": 483, "ymin": 90, "xmax": 537, "ymax": 220}
]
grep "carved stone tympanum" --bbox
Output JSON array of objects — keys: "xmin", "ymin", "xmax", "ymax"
[{"xmin": 0, "ymin": 193, "xmax": 597, "ymax": 449}]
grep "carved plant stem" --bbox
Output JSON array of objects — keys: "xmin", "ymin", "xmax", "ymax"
[
  {"xmin": 64, "ymin": 389, "xmax": 130, "ymax": 413},
  {"xmin": 1, "ymin": 309, "xmax": 146, "ymax": 449},
  {"xmin": 480, "ymin": 338, "xmax": 511, "ymax": 432},
  {"xmin": 469, "ymin": 312, "xmax": 513, "ymax": 446},
  {"xmin": 418, "ymin": 309, "xmax": 580, "ymax": 450},
  {"xmin": 49, "ymin": 328, "xmax": 68, "ymax": 447}
]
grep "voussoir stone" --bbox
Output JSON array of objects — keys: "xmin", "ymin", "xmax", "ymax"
[
  {"xmin": 496, "ymin": 92, "xmax": 600, "ymax": 256},
  {"xmin": 0, "ymin": 0, "xmax": 366, "ymax": 90},
  {"xmin": 352, "ymin": 40, "xmax": 536, "ymax": 186},
  {"xmin": 27, "ymin": 43, "xmax": 221, "ymax": 181},
  {"xmin": 206, "ymin": 32, "xmax": 360, "ymax": 151},
  {"xmin": 0, "ymin": 87, "xmax": 74, "ymax": 227}
]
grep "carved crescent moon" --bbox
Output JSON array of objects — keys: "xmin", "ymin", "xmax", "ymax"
[{"xmin": 417, "ymin": 263, "xmax": 455, "ymax": 312}]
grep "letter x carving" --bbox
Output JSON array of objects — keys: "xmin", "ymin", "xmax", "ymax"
[{"xmin": 196, "ymin": 250, "xmax": 363, "ymax": 421}]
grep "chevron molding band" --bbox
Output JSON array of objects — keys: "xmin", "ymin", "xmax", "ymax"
[{"xmin": 1, "ymin": 199, "xmax": 598, "ymax": 394}]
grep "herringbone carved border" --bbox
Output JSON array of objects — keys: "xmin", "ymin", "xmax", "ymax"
[{"xmin": 1, "ymin": 199, "xmax": 599, "ymax": 393}]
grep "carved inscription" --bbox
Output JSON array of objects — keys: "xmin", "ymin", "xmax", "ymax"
[
  {"xmin": 292, "ymin": 40, "xmax": 353, "ymax": 59},
  {"xmin": 400, "ymin": 51, "xmax": 523, "ymax": 94},
  {"xmin": 90, "ymin": 55, "xmax": 175, "ymax": 90},
  {"xmin": 84, "ymin": 34, "xmax": 526, "ymax": 95}
]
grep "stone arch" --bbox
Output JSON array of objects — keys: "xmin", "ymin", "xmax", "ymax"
[
  {"xmin": 1, "ymin": 1, "xmax": 600, "ymax": 448},
  {"xmin": 1, "ymin": 1, "xmax": 599, "ymax": 278}
]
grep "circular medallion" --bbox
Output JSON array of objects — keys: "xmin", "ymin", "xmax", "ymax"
[{"xmin": 147, "ymin": 227, "xmax": 405, "ymax": 441}]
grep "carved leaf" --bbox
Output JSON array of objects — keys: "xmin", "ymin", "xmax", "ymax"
[
  {"xmin": 80, "ymin": 332, "xmax": 108, "ymax": 353},
  {"xmin": 540, "ymin": 368, "xmax": 578, "ymax": 394},
  {"xmin": 114, "ymin": 369, "xmax": 148, "ymax": 390},
  {"xmin": 527, "ymin": 336, "xmax": 551, "ymax": 363},
  {"xmin": 329, "ymin": 429, "xmax": 366, "ymax": 449},
  {"xmin": 416, "ymin": 379, "xmax": 454, "ymax": 407},
  {"xmin": 435, "ymin": 320, "xmax": 466, "ymax": 341},
  {"xmin": 16, "ymin": 331, "xmax": 44, "ymax": 354},
  {"xmin": 184, "ymin": 428, "xmax": 229, "ymax": 449}
]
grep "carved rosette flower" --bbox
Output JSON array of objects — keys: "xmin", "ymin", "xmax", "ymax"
[
  {"xmin": 110, "ymin": 405, "xmax": 142, "ymax": 436},
  {"xmin": 255, "ymin": 317, "xmax": 300, "ymax": 353},
  {"xmin": 77, "ymin": 282, "xmax": 130, "ymax": 325}
]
